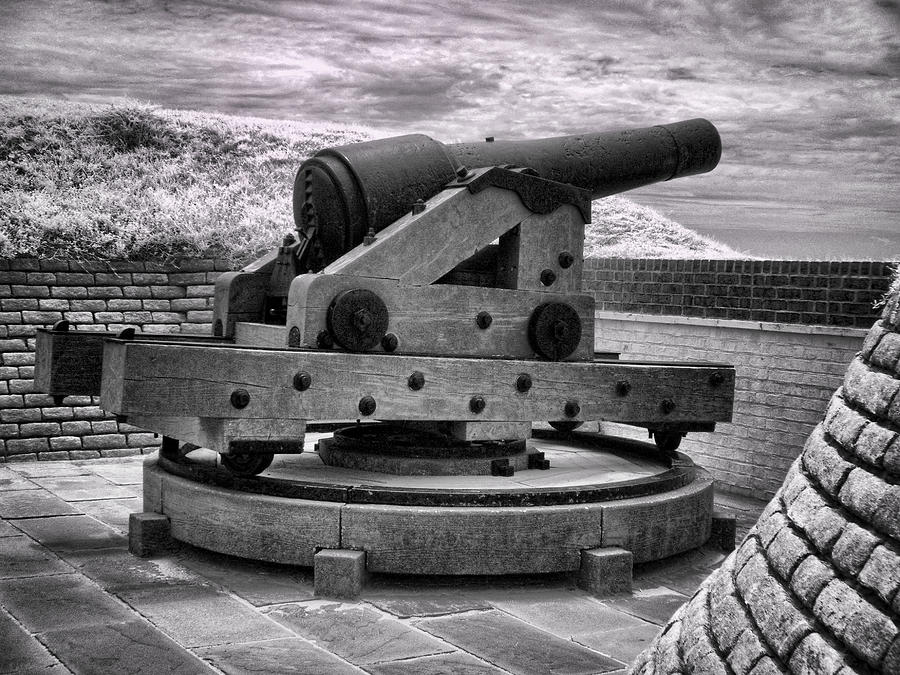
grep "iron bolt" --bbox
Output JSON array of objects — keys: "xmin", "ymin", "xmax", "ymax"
[
  {"xmin": 615, "ymin": 380, "xmax": 631, "ymax": 396},
  {"xmin": 363, "ymin": 227, "xmax": 377, "ymax": 245},
  {"xmin": 552, "ymin": 320, "xmax": 570, "ymax": 341},
  {"xmin": 540, "ymin": 268, "xmax": 557, "ymax": 286},
  {"xmin": 710, "ymin": 372, "xmax": 725, "ymax": 387},
  {"xmin": 381, "ymin": 333, "xmax": 399, "ymax": 352},
  {"xmin": 282, "ymin": 232, "xmax": 297, "ymax": 246},
  {"xmin": 476, "ymin": 311, "xmax": 493, "ymax": 329},
  {"xmin": 358, "ymin": 395, "xmax": 377, "ymax": 416},
  {"xmin": 352, "ymin": 308, "xmax": 373, "ymax": 331},
  {"xmin": 117, "ymin": 327, "xmax": 136, "ymax": 340},
  {"xmin": 230, "ymin": 389, "xmax": 251, "ymax": 409},
  {"xmin": 558, "ymin": 251, "xmax": 575, "ymax": 269},
  {"xmin": 456, "ymin": 165, "xmax": 469, "ymax": 178},
  {"xmin": 293, "ymin": 371, "xmax": 312, "ymax": 391},
  {"xmin": 516, "ymin": 373, "xmax": 533, "ymax": 393},
  {"xmin": 408, "ymin": 371, "xmax": 425, "ymax": 390},
  {"xmin": 469, "ymin": 395, "xmax": 486, "ymax": 414},
  {"xmin": 411, "ymin": 199, "xmax": 426, "ymax": 214},
  {"xmin": 316, "ymin": 330, "xmax": 334, "ymax": 349},
  {"xmin": 485, "ymin": 136, "xmax": 495, "ymax": 142},
  {"xmin": 288, "ymin": 326, "xmax": 302, "ymax": 347},
  {"xmin": 661, "ymin": 398, "xmax": 676, "ymax": 414},
  {"xmin": 564, "ymin": 399, "xmax": 580, "ymax": 418}
]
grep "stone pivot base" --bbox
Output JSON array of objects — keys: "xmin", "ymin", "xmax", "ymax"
[
  {"xmin": 314, "ymin": 549, "xmax": 368, "ymax": 599},
  {"xmin": 128, "ymin": 512, "xmax": 176, "ymax": 557},
  {"xmin": 143, "ymin": 432, "xmax": 716, "ymax": 576},
  {"xmin": 577, "ymin": 547, "xmax": 633, "ymax": 596}
]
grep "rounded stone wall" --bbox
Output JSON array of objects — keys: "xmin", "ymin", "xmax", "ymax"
[{"xmin": 631, "ymin": 282, "xmax": 900, "ymax": 674}]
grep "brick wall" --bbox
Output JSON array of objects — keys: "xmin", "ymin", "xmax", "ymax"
[
  {"xmin": 595, "ymin": 312, "xmax": 867, "ymax": 499},
  {"xmin": 0, "ymin": 258, "xmax": 231, "ymax": 461},
  {"xmin": 584, "ymin": 259, "xmax": 893, "ymax": 327}
]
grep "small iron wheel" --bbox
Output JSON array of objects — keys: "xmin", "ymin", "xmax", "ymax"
[
  {"xmin": 652, "ymin": 431, "xmax": 684, "ymax": 455},
  {"xmin": 549, "ymin": 421, "xmax": 584, "ymax": 432},
  {"xmin": 220, "ymin": 452, "xmax": 274, "ymax": 476}
]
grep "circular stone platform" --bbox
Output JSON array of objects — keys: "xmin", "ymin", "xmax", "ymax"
[{"xmin": 143, "ymin": 429, "xmax": 714, "ymax": 575}]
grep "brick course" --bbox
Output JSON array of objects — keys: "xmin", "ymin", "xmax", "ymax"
[
  {"xmin": 0, "ymin": 257, "xmax": 228, "ymax": 461},
  {"xmin": 585, "ymin": 259, "xmax": 892, "ymax": 328}
]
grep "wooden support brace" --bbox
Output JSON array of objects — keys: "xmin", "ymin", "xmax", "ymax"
[
  {"xmin": 127, "ymin": 415, "xmax": 306, "ymax": 455},
  {"xmin": 100, "ymin": 339, "xmax": 734, "ymax": 427}
]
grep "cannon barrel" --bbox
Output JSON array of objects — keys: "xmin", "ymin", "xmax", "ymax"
[{"xmin": 294, "ymin": 118, "xmax": 720, "ymax": 265}]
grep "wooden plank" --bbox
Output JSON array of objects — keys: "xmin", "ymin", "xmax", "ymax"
[
  {"xmin": 286, "ymin": 274, "xmax": 595, "ymax": 360},
  {"xmin": 100, "ymin": 340, "xmax": 735, "ymax": 426},
  {"xmin": 234, "ymin": 322, "xmax": 288, "ymax": 348},
  {"xmin": 496, "ymin": 205, "xmax": 585, "ymax": 293},
  {"xmin": 324, "ymin": 179, "xmax": 533, "ymax": 285},
  {"xmin": 212, "ymin": 250, "xmax": 277, "ymax": 337},
  {"xmin": 127, "ymin": 415, "xmax": 306, "ymax": 454},
  {"xmin": 34, "ymin": 329, "xmax": 231, "ymax": 397},
  {"xmin": 446, "ymin": 421, "xmax": 532, "ymax": 442}
]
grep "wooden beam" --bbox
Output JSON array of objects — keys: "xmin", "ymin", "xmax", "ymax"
[
  {"xmin": 212, "ymin": 250, "xmax": 278, "ymax": 337},
  {"xmin": 127, "ymin": 415, "xmax": 305, "ymax": 454},
  {"xmin": 285, "ymin": 274, "xmax": 595, "ymax": 360},
  {"xmin": 323, "ymin": 177, "xmax": 532, "ymax": 285},
  {"xmin": 99, "ymin": 340, "xmax": 734, "ymax": 426}
]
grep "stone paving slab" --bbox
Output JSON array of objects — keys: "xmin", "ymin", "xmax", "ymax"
[
  {"xmin": 31, "ymin": 474, "xmax": 137, "ymax": 501},
  {"xmin": 0, "ymin": 456, "xmax": 767, "ymax": 674},
  {"xmin": 13, "ymin": 514, "xmax": 126, "ymax": 551},
  {"xmin": 0, "ymin": 573, "xmax": 135, "ymax": 633},
  {"xmin": 264, "ymin": 601, "xmax": 454, "ymax": 665},
  {"xmin": 0, "ymin": 535, "xmax": 73, "ymax": 579},
  {"xmin": 72, "ymin": 497, "xmax": 142, "ymax": 533},
  {"xmin": 38, "ymin": 620, "xmax": 217, "ymax": 674},
  {"xmin": 0, "ymin": 489, "xmax": 80, "ymax": 518},
  {"xmin": 116, "ymin": 584, "xmax": 293, "ymax": 648},
  {"xmin": 364, "ymin": 650, "xmax": 509, "ymax": 674},
  {"xmin": 196, "ymin": 637, "xmax": 364, "ymax": 674},
  {"xmin": 417, "ymin": 609, "xmax": 626, "ymax": 674},
  {"xmin": 64, "ymin": 548, "xmax": 211, "ymax": 592},
  {"xmin": 0, "ymin": 607, "xmax": 64, "ymax": 673}
]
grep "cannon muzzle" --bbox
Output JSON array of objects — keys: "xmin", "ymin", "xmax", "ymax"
[{"xmin": 295, "ymin": 119, "xmax": 720, "ymax": 266}]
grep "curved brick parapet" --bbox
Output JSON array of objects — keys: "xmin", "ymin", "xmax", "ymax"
[{"xmin": 631, "ymin": 283, "xmax": 900, "ymax": 674}]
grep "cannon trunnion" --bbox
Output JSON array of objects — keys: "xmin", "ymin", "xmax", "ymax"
[{"xmin": 36, "ymin": 119, "xmax": 736, "ymax": 582}]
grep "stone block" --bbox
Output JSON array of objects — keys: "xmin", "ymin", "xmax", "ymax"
[
  {"xmin": 830, "ymin": 522, "xmax": 879, "ymax": 577},
  {"xmin": 710, "ymin": 511, "xmax": 737, "ymax": 551},
  {"xmin": 765, "ymin": 527, "xmax": 812, "ymax": 580},
  {"xmin": 129, "ymin": 512, "xmax": 176, "ymax": 557},
  {"xmin": 787, "ymin": 632, "xmax": 849, "ymax": 675},
  {"xmin": 854, "ymin": 422, "xmax": 897, "ymax": 468},
  {"xmin": 314, "ymin": 548, "xmax": 368, "ymax": 599},
  {"xmin": 814, "ymin": 579, "xmax": 896, "ymax": 667},
  {"xmin": 577, "ymin": 546, "xmax": 632, "ymax": 596},
  {"xmin": 858, "ymin": 544, "xmax": 900, "ymax": 607}
]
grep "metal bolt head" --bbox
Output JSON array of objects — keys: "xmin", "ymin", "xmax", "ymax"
[
  {"xmin": 408, "ymin": 371, "xmax": 425, "ymax": 391},
  {"xmin": 661, "ymin": 398, "xmax": 676, "ymax": 414},
  {"xmin": 316, "ymin": 330, "xmax": 334, "ymax": 349},
  {"xmin": 352, "ymin": 308, "xmax": 373, "ymax": 331},
  {"xmin": 515, "ymin": 373, "xmax": 533, "ymax": 393},
  {"xmin": 293, "ymin": 371, "xmax": 312, "ymax": 391},
  {"xmin": 710, "ymin": 371, "xmax": 725, "ymax": 387},
  {"xmin": 485, "ymin": 136, "xmax": 495, "ymax": 142},
  {"xmin": 456, "ymin": 165, "xmax": 469, "ymax": 178},
  {"xmin": 359, "ymin": 395, "xmax": 377, "ymax": 416},
  {"xmin": 411, "ymin": 199, "xmax": 426, "ymax": 215},
  {"xmin": 230, "ymin": 389, "xmax": 251, "ymax": 409},
  {"xmin": 214, "ymin": 319, "xmax": 224, "ymax": 337},
  {"xmin": 552, "ymin": 320, "xmax": 569, "ymax": 341},
  {"xmin": 381, "ymin": 332, "xmax": 398, "ymax": 352},
  {"xmin": 540, "ymin": 268, "xmax": 556, "ymax": 286},
  {"xmin": 558, "ymin": 251, "xmax": 575, "ymax": 269},
  {"xmin": 469, "ymin": 395, "xmax": 486, "ymax": 414},
  {"xmin": 564, "ymin": 399, "xmax": 580, "ymax": 418},
  {"xmin": 476, "ymin": 311, "xmax": 493, "ymax": 329},
  {"xmin": 288, "ymin": 326, "xmax": 302, "ymax": 347},
  {"xmin": 615, "ymin": 380, "xmax": 631, "ymax": 396}
]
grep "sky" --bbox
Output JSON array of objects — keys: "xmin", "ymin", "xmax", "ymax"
[{"xmin": 1, "ymin": 0, "xmax": 898, "ymax": 258}]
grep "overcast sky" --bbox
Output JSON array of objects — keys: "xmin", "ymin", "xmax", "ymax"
[{"xmin": 2, "ymin": 0, "xmax": 898, "ymax": 257}]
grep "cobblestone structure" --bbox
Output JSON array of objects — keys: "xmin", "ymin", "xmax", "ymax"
[
  {"xmin": 630, "ymin": 282, "xmax": 900, "ymax": 674},
  {"xmin": 0, "ymin": 258, "xmax": 227, "ymax": 461}
]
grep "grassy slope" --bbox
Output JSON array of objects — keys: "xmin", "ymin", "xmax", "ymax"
[{"xmin": 0, "ymin": 96, "xmax": 742, "ymax": 262}]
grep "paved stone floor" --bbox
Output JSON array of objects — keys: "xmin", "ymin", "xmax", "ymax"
[{"xmin": 0, "ymin": 457, "xmax": 763, "ymax": 674}]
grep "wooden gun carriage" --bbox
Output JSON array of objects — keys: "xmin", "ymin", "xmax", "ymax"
[{"xmin": 36, "ymin": 119, "xmax": 734, "ymax": 478}]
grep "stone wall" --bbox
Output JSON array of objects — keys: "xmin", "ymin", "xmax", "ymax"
[
  {"xmin": 595, "ymin": 313, "xmax": 867, "ymax": 500},
  {"xmin": 585, "ymin": 259, "xmax": 892, "ymax": 327},
  {"xmin": 0, "ymin": 258, "xmax": 229, "ymax": 461},
  {"xmin": 630, "ymin": 282, "xmax": 900, "ymax": 674}
]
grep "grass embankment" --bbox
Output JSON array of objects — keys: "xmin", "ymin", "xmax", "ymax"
[{"xmin": 0, "ymin": 96, "xmax": 740, "ymax": 262}]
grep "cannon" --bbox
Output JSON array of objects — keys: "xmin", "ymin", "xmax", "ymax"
[{"xmin": 35, "ymin": 119, "xmax": 735, "ymax": 580}]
